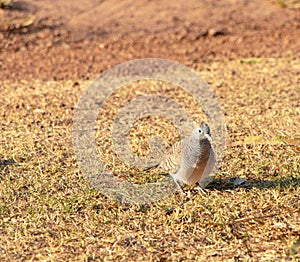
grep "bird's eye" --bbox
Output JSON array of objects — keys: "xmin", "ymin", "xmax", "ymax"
[{"xmin": 198, "ymin": 129, "xmax": 202, "ymax": 133}]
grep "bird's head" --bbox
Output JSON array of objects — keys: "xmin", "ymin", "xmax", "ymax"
[{"xmin": 191, "ymin": 122, "xmax": 213, "ymax": 142}]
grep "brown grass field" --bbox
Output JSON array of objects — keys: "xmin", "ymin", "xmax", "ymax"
[{"xmin": 1, "ymin": 0, "xmax": 300, "ymax": 261}]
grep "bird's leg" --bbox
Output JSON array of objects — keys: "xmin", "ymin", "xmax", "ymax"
[
  {"xmin": 172, "ymin": 177, "xmax": 187, "ymax": 195},
  {"xmin": 193, "ymin": 182, "xmax": 207, "ymax": 195}
]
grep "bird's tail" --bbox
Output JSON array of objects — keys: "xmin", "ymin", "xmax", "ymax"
[{"xmin": 143, "ymin": 162, "xmax": 160, "ymax": 171}]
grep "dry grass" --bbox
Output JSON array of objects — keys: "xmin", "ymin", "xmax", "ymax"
[
  {"xmin": 0, "ymin": 0, "xmax": 12, "ymax": 8},
  {"xmin": 0, "ymin": 57, "xmax": 299, "ymax": 261},
  {"xmin": 273, "ymin": 0, "xmax": 300, "ymax": 8}
]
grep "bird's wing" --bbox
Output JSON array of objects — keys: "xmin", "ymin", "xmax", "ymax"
[{"xmin": 158, "ymin": 139, "xmax": 185, "ymax": 174}]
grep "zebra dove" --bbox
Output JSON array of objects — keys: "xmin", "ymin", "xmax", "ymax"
[{"xmin": 147, "ymin": 122, "xmax": 215, "ymax": 194}]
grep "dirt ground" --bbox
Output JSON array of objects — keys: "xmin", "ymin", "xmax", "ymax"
[
  {"xmin": 1, "ymin": 0, "xmax": 300, "ymax": 81},
  {"xmin": 0, "ymin": 0, "xmax": 300, "ymax": 261}
]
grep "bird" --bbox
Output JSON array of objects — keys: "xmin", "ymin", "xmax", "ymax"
[{"xmin": 146, "ymin": 122, "xmax": 215, "ymax": 194}]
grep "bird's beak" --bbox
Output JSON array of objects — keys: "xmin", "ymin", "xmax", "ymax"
[{"xmin": 205, "ymin": 134, "xmax": 213, "ymax": 142}]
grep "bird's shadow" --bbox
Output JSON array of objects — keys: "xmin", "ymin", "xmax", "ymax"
[
  {"xmin": 206, "ymin": 177, "xmax": 300, "ymax": 191},
  {"xmin": 163, "ymin": 177, "xmax": 300, "ymax": 215}
]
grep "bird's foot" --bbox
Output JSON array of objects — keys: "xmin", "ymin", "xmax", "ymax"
[
  {"xmin": 179, "ymin": 188, "xmax": 188, "ymax": 195},
  {"xmin": 192, "ymin": 186, "xmax": 207, "ymax": 195}
]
